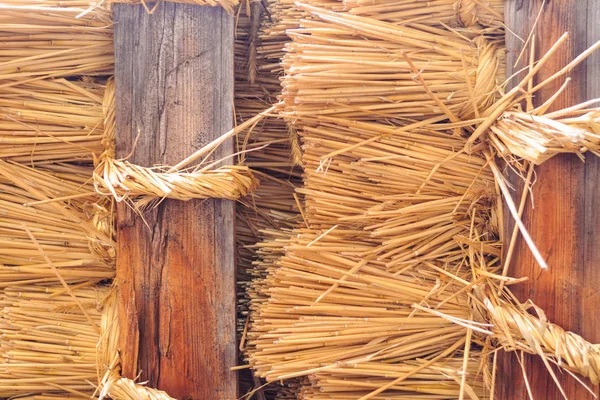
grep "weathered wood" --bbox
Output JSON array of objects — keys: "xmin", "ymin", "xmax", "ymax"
[
  {"xmin": 499, "ymin": 1, "xmax": 600, "ymax": 398},
  {"xmin": 113, "ymin": 4, "xmax": 237, "ymax": 399}
]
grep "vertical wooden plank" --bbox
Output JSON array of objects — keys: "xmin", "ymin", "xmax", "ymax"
[
  {"xmin": 499, "ymin": 1, "xmax": 600, "ymax": 398},
  {"xmin": 113, "ymin": 4, "xmax": 237, "ymax": 399}
]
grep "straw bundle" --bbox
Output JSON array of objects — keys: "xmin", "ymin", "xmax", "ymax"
[
  {"xmin": 0, "ymin": 5, "xmax": 113, "ymax": 83},
  {"xmin": 0, "ymin": 160, "xmax": 114, "ymax": 285},
  {"xmin": 343, "ymin": 0, "xmax": 503, "ymax": 30},
  {"xmin": 0, "ymin": 284, "xmax": 110, "ymax": 397},
  {"xmin": 280, "ymin": 4, "xmax": 504, "ymax": 121},
  {"xmin": 0, "ymin": 78, "xmax": 105, "ymax": 164}
]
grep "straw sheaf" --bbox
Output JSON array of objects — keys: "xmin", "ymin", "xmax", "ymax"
[
  {"xmin": 0, "ymin": 284, "xmax": 109, "ymax": 397},
  {"xmin": 0, "ymin": 78, "xmax": 106, "ymax": 164},
  {"xmin": 0, "ymin": 160, "xmax": 115, "ymax": 284},
  {"xmin": 341, "ymin": 0, "xmax": 504, "ymax": 30},
  {"xmin": 280, "ymin": 4, "xmax": 503, "ymax": 121},
  {"xmin": 0, "ymin": 5, "xmax": 113, "ymax": 83}
]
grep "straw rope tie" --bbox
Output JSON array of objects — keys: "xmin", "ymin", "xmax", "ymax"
[
  {"xmin": 94, "ymin": 79, "xmax": 259, "ymax": 207},
  {"xmin": 454, "ymin": 0, "xmax": 479, "ymax": 27},
  {"xmin": 459, "ymin": 37, "xmax": 503, "ymax": 119},
  {"xmin": 483, "ymin": 296, "xmax": 600, "ymax": 384},
  {"xmin": 94, "ymin": 160, "xmax": 259, "ymax": 204}
]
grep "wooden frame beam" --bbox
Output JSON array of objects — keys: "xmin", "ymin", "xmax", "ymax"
[
  {"xmin": 500, "ymin": 1, "xmax": 600, "ymax": 398},
  {"xmin": 113, "ymin": 4, "xmax": 237, "ymax": 398}
]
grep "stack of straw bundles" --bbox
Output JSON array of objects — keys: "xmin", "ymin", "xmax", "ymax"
[
  {"xmin": 246, "ymin": 0, "xmax": 600, "ymax": 399},
  {"xmin": 244, "ymin": 2, "xmax": 503, "ymax": 398},
  {"xmin": 233, "ymin": 3, "xmax": 306, "ymax": 397},
  {"xmin": 0, "ymin": 1, "xmax": 115, "ymax": 397}
]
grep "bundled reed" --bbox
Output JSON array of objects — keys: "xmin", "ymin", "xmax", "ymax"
[
  {"xmin": 344, "ymin": 0, "xmax": 503, "ymax": 30},
  {"xmin": 0, "ymin": 284, "xmax": 110, "ymax": 397},
  {"xmin": 0, "ymin": 160, "xmax": 114, "ymax": 285},
  {"xmin": 280, "ymin": 3, "xmax": 504, "ymax": 121},
  {"xmin": 0, "ymin": 5, "xmax": 113, "ymax": 83},
  {"xmin": 0, "ymin": 78, "xmax": 106, "ymax": 164}
]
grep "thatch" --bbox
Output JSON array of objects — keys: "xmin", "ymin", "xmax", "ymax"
[
  {"xmin": 0, "ymin": 284, "xmax": 110, "ymax": 397},
  {"xmin": 244, "ymin": 1, "xmax": 600, "ymax": 399},
  {"xmin": 2, "ymin": 0, "xmax": 600, "ymax": 399}
]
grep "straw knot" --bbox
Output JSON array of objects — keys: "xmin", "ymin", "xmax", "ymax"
[
  {"xmin": 454, "ymin": 0, "xmax": 479, "ymax": 27},
  {"xmin": 458, "ymin": 38, "xmax": 502, "ymax": 119}
]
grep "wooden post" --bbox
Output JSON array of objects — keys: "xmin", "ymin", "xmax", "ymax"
[
  {"xmin": 499, "ymin": 1, "xmax": 600, "ymax": 398},
  {"xmin": 113, "ymin": 4, "xmax": 237, "ymax": 399}
]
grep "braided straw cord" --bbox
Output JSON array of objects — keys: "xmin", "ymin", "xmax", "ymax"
[
  {"xmin": 95, "ymin": 160, "xmax": 258, "ymax": 204},
  {"xmin": 481, "ymin": 292, "xmax": 600, "ymax": 384},
  {"xmin": 93, "ymin": 79, "xmax": 259, "ymax": 208},
  {"xmin": 100, "ymin": 372, "xmax": 177, "ymax": 400}
]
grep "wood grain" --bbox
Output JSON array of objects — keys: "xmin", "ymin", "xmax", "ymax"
[
  {"xmin": 499, "ymin": 1, "xmax": 600, "ymax": 398},
  {"xmin": 113, "ymin": 4, "xmax": 237, "ymax": 399}
]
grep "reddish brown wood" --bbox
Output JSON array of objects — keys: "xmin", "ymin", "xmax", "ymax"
[
  {"xmin": 113, "ymin": 4, "xmax": 237, "ymax": 399},
  {"xmin": 499, "ymin": 0, "xmax": 600, "ymax": 398}
]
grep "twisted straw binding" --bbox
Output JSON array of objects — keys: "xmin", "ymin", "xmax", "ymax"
[
  {"xmin": 94, "ymin": 79, "xmax": 259, "ymax": 207},
  {"xmin": 489, "ymin": 110, "xmax": 600, "ymax": 165},
  {"xmin": 483, "ymin": 295, "xmax": 600, "ymax": 384},
  {"xmin": 94, "ymin": 160, "xmax": 258, "ymax": 204}
]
